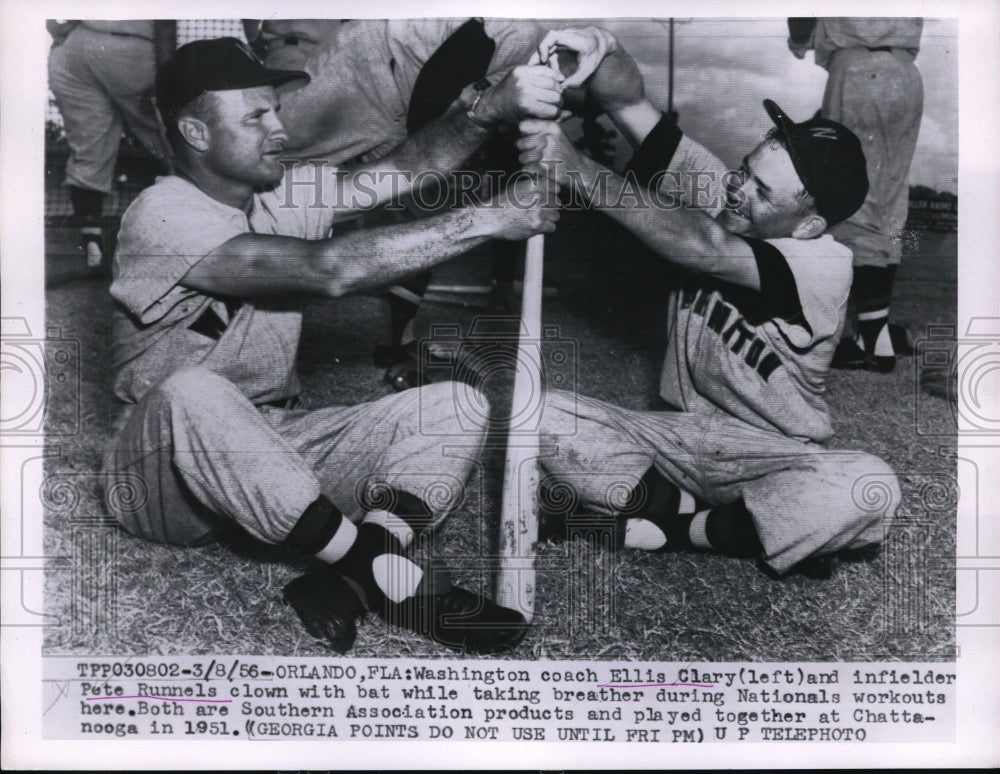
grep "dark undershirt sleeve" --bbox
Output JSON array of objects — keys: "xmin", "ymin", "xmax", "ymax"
[
  {"xmin": 406, "ymin": 19, "xmax": 495, "ymax": 135},
  {"xmin": 624, "ymin": 112, "xmax": 683, "ymax": 189},
  {"xmin": 736, "ymin": 235, "xmax": 803, "ymax": 322}
]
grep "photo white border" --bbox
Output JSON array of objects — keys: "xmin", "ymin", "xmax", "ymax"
[{"xmin": 2, "ymin": 0, "xmax": 997, "ymax": 769}]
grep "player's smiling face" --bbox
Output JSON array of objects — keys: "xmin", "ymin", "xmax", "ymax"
[
  {"xmin": 719, "ymin": 141, "xmax": 812, "ymax": 240},
  {"xmin": 203, "ymin": 86, "xmax": 289, "ymax": 188}
]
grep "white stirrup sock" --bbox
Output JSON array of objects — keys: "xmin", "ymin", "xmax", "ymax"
[
  {"xmin": 314, "ymin": 517, "xmax": 358, "ymax": 564},
  {"xmin": 688, "ymin": 509, "xmax": 712, "ymax": 550},
  {"xmin": 371, "ymin": 554, "xmax": 425, "ymax": 602},
  {"xmin": 362, "ymin": 509, "xmax": 416, "ymax": 549}
]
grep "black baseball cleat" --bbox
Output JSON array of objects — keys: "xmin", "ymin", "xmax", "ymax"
[
  {"xmin": 788, "ymin": 554, "xmax": 837, "ymax": 580},
  {"xmin": 283, "ymin": 571, "xmax": 367, "ymax": 653},
  {"xmin": 382, "ymin": 586, "xmax": 529, "ymax": 654},
  {"xmin": 374, "ymin": 341, "xmax": 486, "ymax": 392},
  {"xmin": 830, "ymin": 338, "xmax": 895, "ymax": 373},
  {"xmin": 888, "ymin": 323, "xmax": 915, "ymax": 357}
]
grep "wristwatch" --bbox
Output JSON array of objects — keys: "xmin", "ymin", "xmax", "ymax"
[{"xmin": 465, "ymin": 78, "xmax": 493, "ymax": 129}]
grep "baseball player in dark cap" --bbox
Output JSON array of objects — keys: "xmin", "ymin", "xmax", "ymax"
[
  {"xmin": 517, "ymin": 27, "xmax": 900, "ymax": 578},
  {"xmin": 102, "ymin": 37, "xmax": 563, "ymax": 653}
]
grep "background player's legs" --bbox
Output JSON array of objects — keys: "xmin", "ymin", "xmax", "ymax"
[
  {"xmin": 94, "ymin": 35, "xmax": 169, "ymax": 166},
  {"xmin": 48, "ymin": 29, "xmax": 124, "ymax": 267},
  {"xmin": 823, "ymin": 48, "xmax": 923, "ymax": 372},
  {"xmin": 48, "ymin": 28, "xmax": 167, "ymax": 269}
]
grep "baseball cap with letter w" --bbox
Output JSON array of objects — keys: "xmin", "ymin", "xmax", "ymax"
[
  {"xmin": 155, "ymin": 37, "xmax": 310, "ymax": 126},
  {"xmin": 763, "ymin": 99, "xmax": 869, "ymax": 226}
]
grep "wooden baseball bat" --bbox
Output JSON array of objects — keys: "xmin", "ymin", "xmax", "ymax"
[{"xmin": 495, "ymin": 233, "xmax": 545, "ymax": 621}]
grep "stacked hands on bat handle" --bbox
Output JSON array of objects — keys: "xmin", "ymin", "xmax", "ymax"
[
  {"xmin": 488, "ymin": 172, "xmax": 561, "ymax": 240},
  {"xmin": 481, "ymin": 26, "xmax": 644, "ymax": 240},
  {"xmin": 475, "ymin": 62, "xmax": 569, "ymax": 123},
  {"xmin": 517, "ymin": 25, "xmax": 646, "ymax": 188},
  {"xmin": 530, "ymin": 26, "xmax": 645, "ymax": 112}
]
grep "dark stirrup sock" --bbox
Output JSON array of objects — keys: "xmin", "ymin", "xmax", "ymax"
[
  {"xmin": 620, "ymin": 466, "xmax": 707, "ymax": 552},
  {"xmin": 702, "ymin": 499, "xmax": 764, "ymax": 558},
  {"xmin": 359, "ymin": 486, "xmax": 435, "ymax": 535},
  {"xmin": 281, "ymin": 494, "xmax": 355, "ymax": 564},
  {"xmin": 852, "ymin": 266, "xmax": 895, "ymax": 356},
  {"xmin": 69, "ymin": 185, "xmax": 104, "ymax": 225},
  {"xmin": 334, "ymin": 488, "xmax": 439, "ymax": 609}
]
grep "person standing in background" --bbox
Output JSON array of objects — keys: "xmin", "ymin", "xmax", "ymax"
[
  {"xmin": 47, "ymin": 20, "xmax": 177, "ymax": 269},
  {"xmin": 788, "ymin": 18, "xmax": 924, "ymax": 373}
]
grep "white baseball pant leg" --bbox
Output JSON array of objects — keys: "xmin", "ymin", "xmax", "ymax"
[
  {"xmin": 103, "ymin": 366, "xmax": 487, "ymax": 547},
  {"xmin": 540, "ymin": 390, "xmax": 900, "ymax": 573},
  {"xmin": 823, "ymin": 47, "xmax": 924, "ymax": 268},
  {"xmin": 48, "ymin": 26, "xmax": 167, "ymax": 194}
]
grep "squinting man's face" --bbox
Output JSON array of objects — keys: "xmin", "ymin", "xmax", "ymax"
[
  {"xmin": 203, "ymin": 86, "xmax": 289, "ymax": 188},
  {"xmin": 718, "ymin": 141, "xmax": 811, "ymax": 240}
]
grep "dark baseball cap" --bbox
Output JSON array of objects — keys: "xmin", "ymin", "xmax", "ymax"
[
  {"xmin": 155, "ymin": 37, "xmax": 309, "ymax": 125},
  {"xmin": 763, "ymin": 99, "xmax": 869, "ymax": 226}
]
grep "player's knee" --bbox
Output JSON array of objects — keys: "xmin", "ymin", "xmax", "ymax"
[
  {"xmin": 545, "ymin": 389, "xmax": 576, "ymax": 415},
  {"xmin": 843, "ymin": 453, "xmax": 901, "ymax": 536},
  {"xmin": 151, "ymin": 366, "xmax": 235, "ymax": 415},
  {"xmin": 423, "ymin": 381, "xmax": 490, "ymax": 435}
]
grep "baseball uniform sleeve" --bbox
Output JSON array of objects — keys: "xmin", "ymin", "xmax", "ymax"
[
  {"xmin": 483, "ymin": 19, "xmax": 545, "ymax": 78},
  {"xmin": 626, "ymin": 117, "xmax": 730, "ymax": 217},
  {"xmin": 763, "ymin": 234, "xmax": 854, "ymax": 347},
  {"xmin": 736, "ymin": 236, "xmax": 802, "ymax": 322},
  {"xmin": 111, "ymin": 179, "xmax": 247, "ymax": 325},
  {"xmin": 257, "ymin": 162, "xmax": 342, "ymax": 239}
]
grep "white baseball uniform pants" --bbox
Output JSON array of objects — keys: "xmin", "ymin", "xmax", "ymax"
[
  {"xmin": 103, "ymin": 367, "xmax": 487, "ymax": 547},
  {"xmin": 822, "ymin": 47, "xmax": 924, "ymax": 268},
  {"xmin": 48, "ymin": 25, "xmax": 169, "ymax": 194},
  {"xmin": 540, "ymin": 390, "xmax": 900, "ymax": 573}
]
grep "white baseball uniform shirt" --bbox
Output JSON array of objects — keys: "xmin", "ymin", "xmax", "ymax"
[
  {"xmin": 259, "ymin": 19, "xmax": 544, "ymax": 162},
  {"xmin": 110, "ymin": 164, "xmax": 340, "ymax": 404},
  {"xmin": 627, "ymin": 116, "xmax": 854, "ymax": 442}
]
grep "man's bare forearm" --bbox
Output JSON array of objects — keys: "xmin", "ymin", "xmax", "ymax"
[
  {"xmin": 338, "ymin": 103, "xmax": 492, "ymax": 209},
  {"xmin": 182, "ymin": 207, "xmax": 504, "ymax": 299},
  {"xmin": 387, "ymin": 102, "xmax": 492, "ymax": 178},
  {"xmin": 319, "ymin": 206, "xmax": 501, "ymax": 296},
  {"xmin": 571, "ymin": 154, "xmax": 755, "ymax": 287}
]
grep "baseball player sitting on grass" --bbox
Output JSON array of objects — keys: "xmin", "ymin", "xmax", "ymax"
[
  {"xmin": 519, "ymin": 28, "xmax": 901, "ymax": 578},
  {"xmin": 103, "ymin": 38, "xmax": 562, "ymax": 653}
]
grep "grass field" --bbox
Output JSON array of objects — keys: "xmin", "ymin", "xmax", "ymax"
[{"xmin": 42, "ymin": 211, "xmax": 957, "ymax": 662}]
